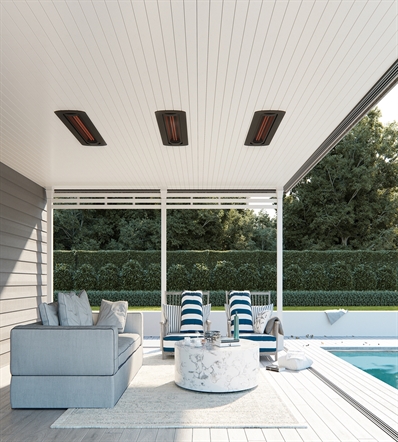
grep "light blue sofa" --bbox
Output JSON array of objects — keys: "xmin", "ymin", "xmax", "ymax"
[{"xmin": 10, "ymin": 311, "xmax": 143, "ymax": 409}]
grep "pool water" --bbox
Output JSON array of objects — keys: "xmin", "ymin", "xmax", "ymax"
[{"xmin": 330, "ymin": 351, "xmax": 398, "ymax": 389}]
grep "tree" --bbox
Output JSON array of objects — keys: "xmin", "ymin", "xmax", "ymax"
[
  {"xmin": 251, "ymin": 210, "xmax": 277, "ymax": 250},
  {"xmin": 284, "ymin": 109, "xmax": 398, "ymax": 250}
]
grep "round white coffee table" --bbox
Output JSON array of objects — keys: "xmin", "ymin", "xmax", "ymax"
[{"xmin": 174, "ymin": 339, "xmax": 259, "ymax": 393}]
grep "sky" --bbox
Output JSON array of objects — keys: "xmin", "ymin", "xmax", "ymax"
[{"xmin": 375, "ymin": 84, "xmax": 398, "ymax": 124}]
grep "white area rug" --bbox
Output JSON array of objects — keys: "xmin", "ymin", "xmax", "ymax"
[{"xmin": 52, "ymin": 353, "xmax": 303, "ymax": 429}]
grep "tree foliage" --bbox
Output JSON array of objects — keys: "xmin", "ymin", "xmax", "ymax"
[
  {"xmin": 283, "ymin": 109, "xmax": 398, "ymax": 250},
  {"xmin": 54, "ymin": 208, "xmax": 276, "ymax": 251}
]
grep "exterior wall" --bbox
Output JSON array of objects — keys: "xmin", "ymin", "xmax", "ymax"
[
  {"xmin": 142, "ymin": 311, "xmax": 398, "ymax": 338},
  {"xmin": 0, "ymin": 163, "xmax": 47, "ymax": 371}
]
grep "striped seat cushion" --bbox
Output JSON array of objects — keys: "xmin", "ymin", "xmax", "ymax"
[
  {"xmin": 180, "ymin": 291, "xmax": 204, "ymax": 333},
  {"xmin": 239, "ymin": 333, "xmax": 277, "ymax": 353},
  {"xmin": 162, "ymin": 304, "xmax": 181, "ymax": 334},
  {"xmin": 163, "ymin": 333, "xmax": 204, "ymax": 352},
  {"xmin": 229, "ymin": 291, "xmax": 253, "ymax": 334}
]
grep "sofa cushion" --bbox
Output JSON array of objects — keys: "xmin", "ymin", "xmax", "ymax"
[
  {"xmin": 39, "ymin": 302, "xmax": 59, "ymax": 326},
  {"xmin": 58, "ymin": 290, "xmax": 93, "ymax": 326},
  {"xmin": 229, "ymin": 291, "xmax": 253, "ymax": 334},
  {"xmin": 180, "ymin": 291, "xmax": 203, "ymax": 333},
  {"xmin": 118, "ymin": 333, "xmax": 141, "ymax": 368},
  {"xmin": 96, "ymin": 299, "xmax": 128, "ymax": 333}
]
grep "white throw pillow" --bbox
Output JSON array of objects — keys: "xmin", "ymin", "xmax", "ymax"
[
  {"xmin": 251, "ymin": 304, "xmax": 273, "ymax": 323},
  {"xmin": 96, "ymin": 299, "xmax": 128, "ymax": 333},
  {"xmin": 278, "ymin": 351, "xmax": 313, "ymax": 371},
  {"xmin": 253, "ymin": 309, "xmax": 272, "ymax": 334},
  {"xmin": 58, "ymin": 290, "xmax": 93, "ymax": 326}
]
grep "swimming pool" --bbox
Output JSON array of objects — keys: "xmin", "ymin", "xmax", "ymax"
[{"xmin": 329, "ymin": 350, "xmax": 398, "ymax": 389}]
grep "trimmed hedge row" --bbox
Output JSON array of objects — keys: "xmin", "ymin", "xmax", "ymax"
[
  {"xmin": 52, "ymin": 290, "xmax": 398, "ymax": 307},
  {"xmin": 54, "ymin": 249, "xmax": 398, "ymax": 272},
  {"xmin": 54, "ymin": 259, "xmax": 398, "ymax": 292}
]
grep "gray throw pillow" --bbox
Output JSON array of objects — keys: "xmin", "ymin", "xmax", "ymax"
[
  {"xmin": 96, "ymin": 299, "xmax": 128, "ymax": 333},
  {"xmin": 58, "ymin": 290, "xmax": 93, "ymax": 326},
  {"xmin": 39, "ymin": 302, "xmax": 59, "ymax": 326}
]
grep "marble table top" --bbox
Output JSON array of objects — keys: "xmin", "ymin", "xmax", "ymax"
[{"xmin": 174, "ymin": 339, "xmax": 259, "ymax": 393}]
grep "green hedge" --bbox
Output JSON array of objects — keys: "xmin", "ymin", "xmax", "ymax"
[
  {"xmin": 53, "ymin": 290, "xmax": 397, "ymax": 307},
  {"xmin": 54, "ymin": 250, "xmax": 398, "ymax": 292}
]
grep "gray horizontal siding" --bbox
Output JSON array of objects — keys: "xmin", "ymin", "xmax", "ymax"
[{"xmin": 0, "ymin": 162, "xmax": 47, "ymax": 369}]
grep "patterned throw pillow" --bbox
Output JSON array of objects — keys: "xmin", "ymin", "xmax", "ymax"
[
  {"xmin": 251, "ymin": 303, "xmax": 274, "ymax": 323},
  {"xmin": 162, "ymin": 304, "xmax": 181, "ymax": 334},
  {"xmin": 229, "ymin": 291, "xmax": 253, "ymax": 334},
  {"xmin": 253, "ymin": 309, "xmax": 272, "ymax": 334},
  {"xmin": 180, "ymin": 291, "xmax": 203, "ymax": 333}
]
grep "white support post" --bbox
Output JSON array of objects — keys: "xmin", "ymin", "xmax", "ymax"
[
  {"xmin": 46, "ymin": 189, "xmax": 54, "ymax": 302},
  {"xmin": 276, "ymin": 188, "xmax": 283, "ymax": 320},
  {"xmin": 161, "ymin": 190, "xmax": 167, "ymax": 310}
]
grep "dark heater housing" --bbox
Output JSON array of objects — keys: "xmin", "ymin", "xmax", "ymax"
[
  {"xmin": 245, "ymin": 110, "xmax": 285, "ymax": 146},
  {"xmin": 155, "ymin": 110, "xmax": 188, "ymax": 146},
  {"xmin": 55, "ymin": 110, "xmax": 107, "ymax": 146}
]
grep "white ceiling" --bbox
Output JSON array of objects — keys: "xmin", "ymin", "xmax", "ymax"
[{"xmin": 1, "ymin": 0, "xmax": 397, "ymax": 193}]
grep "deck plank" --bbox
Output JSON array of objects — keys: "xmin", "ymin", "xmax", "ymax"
[
  {"xmin": 209, "ymin": 428, "xmax": 229, "ymax": 441},
  {"xmin": 118, "ymin": 428, "xmax": 141, "ymax": 442},
  {"xmin": 244, "ymin": 428, "xmax": 266, "ymax": 441},
  {"xmin": 192, "ymin": 428, "xmax": 211, "ymax": 441},
  {"xmin": 136, "ymin": 428, "xmax": 159, "ymax": 441},
  {"xmin": 261, "ymin": 428, "xmax": 285, "ymax": 441},
  {"xmin": 174, "ymin": 428, "xmax": 193, "ymax": 441},
  {"xmin": 155, "ymin": 428, "xmax": 176, "ymax": 441},
  {"xmin": 279, "ymin": 428, "xmax": 303, "ymax": 441},
  {"xmin": 228, "ymin": 428, "xmax": 248, "ymax": 441}
]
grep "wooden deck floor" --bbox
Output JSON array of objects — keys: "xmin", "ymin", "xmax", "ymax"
[{"xmin": 1, "ymin": 338, "xmax": 397, "ymax": 442}]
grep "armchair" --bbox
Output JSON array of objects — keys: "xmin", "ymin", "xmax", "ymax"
[
  {"xmin": 225, "ymin": 290, "xmax": 283, "ymax": 360},
  {"xmin": 160, "ymin": 290, "xmax": 211, "ymax": 358}
]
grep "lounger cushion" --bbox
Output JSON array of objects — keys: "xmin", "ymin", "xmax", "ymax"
[
  {"xmin": 163, "ymin": 333, "xmax": 204, "ymax": 352},
  {"xmin": 229, "ymin": 291, "xmax": 253, "ymax": 333},
  {"xmin": 180, "ymin": 291, "xmax": 203, "ymax": 333},
  {"xmin": 239, "ymin": 333, "xmax": 277, "ymax": 353}
]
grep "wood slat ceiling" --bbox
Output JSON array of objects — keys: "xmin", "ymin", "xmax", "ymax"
[{"xmin": 1, "ymin": 0, "xmax": 397, "ymax": 192}]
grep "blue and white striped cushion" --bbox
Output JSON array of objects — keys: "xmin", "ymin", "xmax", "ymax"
[
  {"xmin": 180, "ymin": 291, "xmax": 203, "ymax": 333},
  {"xmin": 229, "ymin": 291, "xmax": 253, "ymax": 334},
  {"xmin": 162, "ymin": 304, "xmax": 181, "ymax": 334}
]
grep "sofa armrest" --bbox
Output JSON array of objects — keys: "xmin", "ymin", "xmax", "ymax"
[
  {"xmin": 123, "ymin": 311, "xmax": 143, "ymax": 336},
  {"xmin": 11, "ymin": 323, "xmax": 120, "ymax": 376},
  {"xmin": 92, "ymin": 311, "xmax": 143, "ymax": 337}
]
